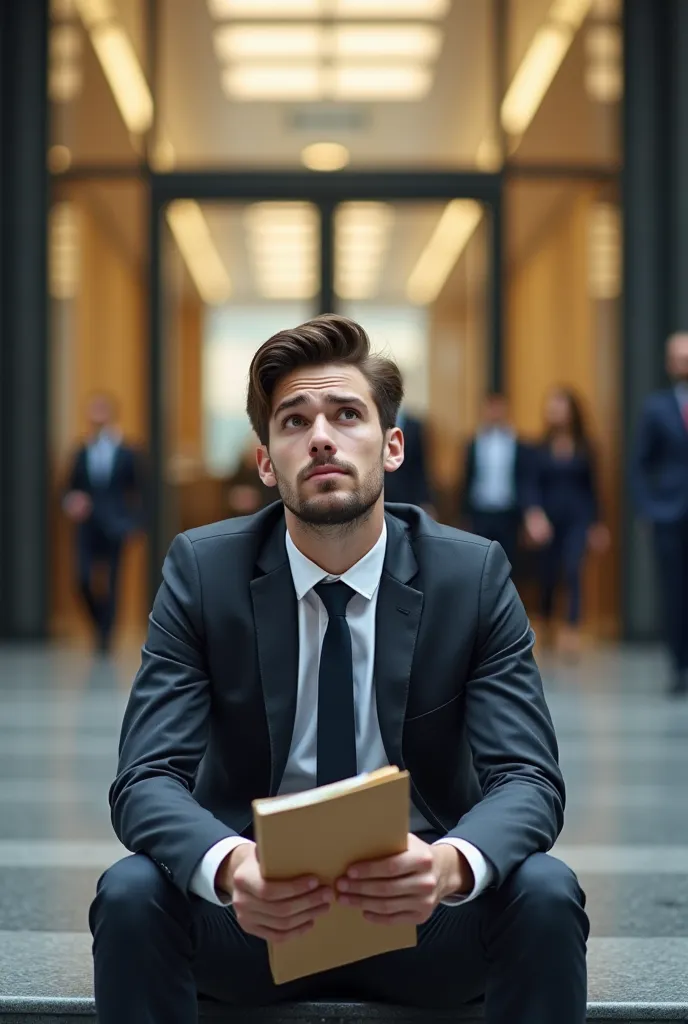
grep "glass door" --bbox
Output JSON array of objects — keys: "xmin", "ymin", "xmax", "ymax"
[{"xmin": 150, "ymin": 173, "xmax": 499, "ymax": 584}]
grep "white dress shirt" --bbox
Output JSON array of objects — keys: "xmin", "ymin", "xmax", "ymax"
[
  {"xmin": 471, "ymin": 428, "xmax": 517, "ymax": 512},
  {"xmin": 190, "ymin": 524, "xmax": 493, "ymax": 906},
  {"xmin": 86, "ymin": 430, "xmax": 121, "ymax": 487}
]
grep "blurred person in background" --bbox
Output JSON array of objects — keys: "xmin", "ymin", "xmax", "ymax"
[
  {"xmin": 63, "ymin": 393, "xmax": 146, "ymax": 653},
  {"xmin": 523, "ymin": 387, "xmax": 609, "ymax": 659},
  {"xmin": 384, "ymin": 407, "xmax": 435, "ymax": 515},
  {"xmin": 632, "ymin": 332, "xmax": 688, "ymax": 696},
  {"xmin": 461, "ymin": 393, "xmax": 527, "ymax": 565},
  {"xmin": 225, "ymin": 435, "xmax": 273, "ymax": 517}
]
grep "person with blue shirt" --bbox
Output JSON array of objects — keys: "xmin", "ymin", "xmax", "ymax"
[
  {"xmin": 63, "ymin": 394, "xmax": 145, "ymax": 653},
  {"xmin": 632, "ymin": 333, "xmax": 688, "ymax": 696},
  {"xmin": 523, "ymin": 388, "xmax": 609, "ymax": 659}
]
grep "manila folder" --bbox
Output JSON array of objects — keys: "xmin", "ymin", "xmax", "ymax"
[{"xmin": 252, "ymin": 766, "xmax": 417, "ymax": 984}]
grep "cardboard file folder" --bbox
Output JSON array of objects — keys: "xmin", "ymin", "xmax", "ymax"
[{"xmin": 252, "ymin": 766, "xmax": 417, "ymax": 984}]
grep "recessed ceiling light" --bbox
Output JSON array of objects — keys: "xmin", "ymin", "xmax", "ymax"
[
  {"xmin": 334, "ymin": 24, "xmax": 442, "ymax": 60},
  {"xmin": 222, "ymin": 63, "xmax": 322, "ymax": 101},
  {"xmin": 214, "ymin": 25, "xmax": 323, "ymax": 62},
  {"xmin": 332, "ymin": 64, "xmax": 432, "ymax": 101},
  {"xmin": 301, "ymin": 142, "xmax": 350, "ymax": 171}
]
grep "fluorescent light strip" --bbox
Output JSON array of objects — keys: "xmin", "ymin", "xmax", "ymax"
[
  {"xmin": 224, "ymin": 62, "xmax": 431, "ymax": 101},
  {"xmin": 406, "ymin": 200, "xmax": 483, "ymax": 306},
  {"xmin": 90, "ymin": 24, "xmax": 153, "ymax": 133},
  {"xmin": 75, "ymin": 0, "xmax": 153, "ymax": 135},
  {"xmin": 501, "ymin": 0, "xmax": 593, "ymax": 139},
  {"xmin": 166, "ymin": 201, "xmax": 232, "ymax": 305}
]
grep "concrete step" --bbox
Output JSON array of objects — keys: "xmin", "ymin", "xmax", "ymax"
[{"xmin": 0, "ymin": 934, "xmax": 686, "ymax": 1022}]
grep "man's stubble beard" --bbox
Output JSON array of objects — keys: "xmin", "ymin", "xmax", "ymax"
[{"xmin": 273, "ymin": 457, "xmax": 385, "ymax": 531}]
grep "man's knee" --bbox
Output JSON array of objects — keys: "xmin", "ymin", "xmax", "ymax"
[
  {"xmin": 91, "ymin": 854, "xmax": 183, "ymax": 933},
  {"xmin": 503, "ymin": 853, "xmax": 586, "ymax": 919}
]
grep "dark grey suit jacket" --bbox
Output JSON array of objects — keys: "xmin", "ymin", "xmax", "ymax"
[{"xmin": 111, "ymin": 502, "xmax": 564, "ymax": 896}]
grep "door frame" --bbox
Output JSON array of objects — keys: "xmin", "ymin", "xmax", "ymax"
[{"xmin": 148, "ymin": 168, "xmax": 504, "ymax": 589}]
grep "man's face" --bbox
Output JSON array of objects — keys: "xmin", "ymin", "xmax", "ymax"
[
  {"xmin": 483, "ymin": 396, "xmax": 507, "ymax": 427},
  {"xmin": 257, "ymin": 363, "xmax": 403, "ymax": 527},
  {"xmin": 87, "ymin": 396, "xmax": 114, "ymax": 430},
  {"xmin": 667, "ymin": 334, "xmax": 688, "ymax": 382}
]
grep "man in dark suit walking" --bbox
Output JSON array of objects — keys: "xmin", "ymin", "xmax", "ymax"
[
  {"xmin": 633, "ymin": 332, "xmax": 688, "ymax": 696},
  {"xmin": 461, "ymin": 394, "xmax": 526, "ymax": 565},
  {"xmin": 90, "ymin": 316, "xmax": 588, "ymax": 1023},
  {"xmin": 63, "ymin": 394, "xmax": 145, "ymax": 652}
]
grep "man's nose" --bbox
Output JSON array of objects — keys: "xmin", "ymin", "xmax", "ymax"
[{"xmin": 309, "ymin": 415, "xmax": 337, "ymax": 457}]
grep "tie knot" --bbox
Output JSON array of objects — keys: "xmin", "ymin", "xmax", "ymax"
[{"xmin": 314, "ymin": 580, "xmax": 355, "ymax": 617}]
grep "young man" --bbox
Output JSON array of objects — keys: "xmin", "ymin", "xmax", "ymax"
[
  {"xmin": 90, "ymin": 316, "xmax": 588, "ymax": 1023},
  {"xmin": 461, "ymin": 393, "xmax": 527, "ymax": 565}
]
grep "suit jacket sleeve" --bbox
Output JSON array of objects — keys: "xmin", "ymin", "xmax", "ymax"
[
  {"xmin": 447, "ymin": 541, "xmax": 565, "ymax": 884},
  {"xmin": 109, "ymin": 533, "xmax": 240, "ymax": 894}
]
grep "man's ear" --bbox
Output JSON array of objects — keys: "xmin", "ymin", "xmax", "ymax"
[
  {"xmin": 383, "ymin": 426, "xmax": 405, "ymax": 474},
  {"xmin": 256, "ymin": 445, "xmax": 278, "ymax": 488}
]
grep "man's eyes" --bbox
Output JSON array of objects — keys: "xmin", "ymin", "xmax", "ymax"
[{"xmin": 282, "ymin": 408, "xmax": 360, "ymax": 428}]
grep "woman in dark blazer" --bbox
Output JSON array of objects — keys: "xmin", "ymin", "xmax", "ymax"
[{"xmin": 523, "ymin": 387, "xmax": 609, "ymax": 657}]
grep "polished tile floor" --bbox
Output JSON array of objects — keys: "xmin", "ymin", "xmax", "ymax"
[{"xmin": 0, "ymin": 642, "xmax": 687, "ymax": 1011}]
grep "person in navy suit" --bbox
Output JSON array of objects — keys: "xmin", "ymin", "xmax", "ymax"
[
  {"xmin": 523, "ymin": 388, "xmax": 609, "ymax": 658},
  {"xmin": 63, "ymin": 394, "xmax": 145, "ymax": 652},
  {"xmin": 632, "ymin": 333, "xmax": 688, "ymax": 695},
  {"xmin": 461, "ymin": 394, "xmax": 527, "ymax": 566}
]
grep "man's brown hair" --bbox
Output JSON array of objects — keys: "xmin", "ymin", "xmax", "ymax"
[{"xmin": 246, "ymin": 314, "xmax": 404, "ymax": 445}]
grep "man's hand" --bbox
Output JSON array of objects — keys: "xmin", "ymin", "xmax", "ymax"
[
  {"xmin": 64, "ymin": 490, "xmax": 93, "ymax": 523},
  {"xmin": 335, "ymin": 835, "xmax": 473, "ymax": 926},
  {"xmin": 218, "ymin": 843, "xmax": 334, "ymax": 944}
]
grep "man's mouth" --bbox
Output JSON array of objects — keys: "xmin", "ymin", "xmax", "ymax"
[{"xmin": 306, "ymin": 465, "xmax": 348, "ymax": 480}]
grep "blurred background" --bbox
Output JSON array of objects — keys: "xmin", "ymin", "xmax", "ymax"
[{"xmin": 0, "ymin": 0, "xmax": 679, "ymax": 657}]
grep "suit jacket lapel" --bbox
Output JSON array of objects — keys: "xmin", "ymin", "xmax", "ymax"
[
  {"xmin": 251, "ymin": 513, "xmax": 299, "ymax": 795},
  {"xmin": 374, "ymin": 513, "xmax": 423, "ymax": 769}
]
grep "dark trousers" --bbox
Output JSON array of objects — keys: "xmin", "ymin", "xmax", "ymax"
[
  {"xmin": 76, "ymin": 524, "xmax": 122, "ymax": 645},
  {"xmin": 469, "ymin": 510, "xmax": 520, "ymax": 566},
  {"xmin": 654, "ymin": 517, "xmax": 688, "ymax": 672},
  {"xmin": 539, "ymin": 521, "xmax": 589, "ymax": 625},
  {"xmin": 90, "ymin": 852, "xmax": 588, "ymax": 1024}
]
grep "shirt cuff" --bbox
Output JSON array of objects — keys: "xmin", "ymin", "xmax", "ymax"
[
  {"xmin": 188, "ymin": 837, "xmax": 254, "ymax": 906},
  {"xmin": 433, "ymin": 838, "xmax": 494, "ymax": 906}
]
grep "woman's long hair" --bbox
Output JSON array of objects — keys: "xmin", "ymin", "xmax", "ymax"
[{"xmin": 544, "ymin": 387, "xmax": 591, "ymax": 453}]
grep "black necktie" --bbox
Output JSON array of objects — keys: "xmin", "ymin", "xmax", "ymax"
[{"xmin": 314, "ymin": 581, "xmax": 357, "ymax": 787}]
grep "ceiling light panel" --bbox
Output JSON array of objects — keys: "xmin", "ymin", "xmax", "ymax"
[
  {"xmin": 334, "ymin": 0, "xmax": 450, "ymax": 17},
  {"xmin": 90, "ymin": 23, "xmax": 153, "ymax": 133},
  {"xmin": 222, "ymin": 64, "xmax": 323, "ymax": 100},
  {"xmin": 214, "ymin": 24, "xmax": 322, "ymax": 62},
  {"xmin": 208, "ymin": 0, "xmax": 320, "ymax": 17},
  {"xmin": 245, "ymin": 203, "xmax": 319, "ymax": 301},
  {"xmin": 332, "ymin": 64, "xmax": 432, "ymax": 101},
  {"xmin": 501, "ymin": 24, "xmax": 571, "ymax": 137},
  {"xmin": 333, "ymin": 24, "xmax": 442, "ymax": 60}
]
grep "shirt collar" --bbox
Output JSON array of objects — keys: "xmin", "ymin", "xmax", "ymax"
[{"xmin": 285, "ymin": 522, "xmax": 387, "ymax": 602}]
